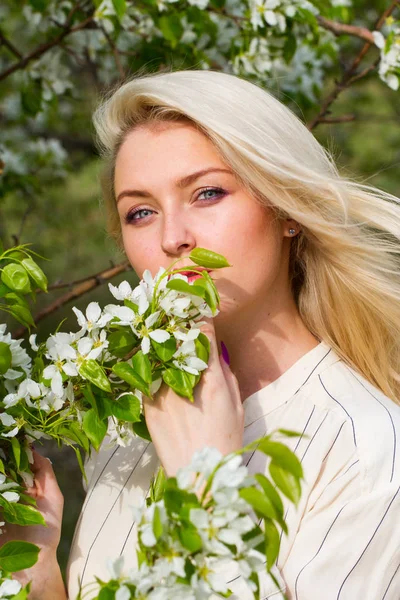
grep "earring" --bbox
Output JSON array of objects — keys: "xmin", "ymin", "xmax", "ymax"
[{"xmin": 289, "ymin": 228, "xmax": 296, "ymax": 235}]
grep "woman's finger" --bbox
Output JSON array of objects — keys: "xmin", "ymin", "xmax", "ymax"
[
  {"xmin": 219, "ymin": 353, "xmax": 243, "ymax": 409},
  {"xmin": 29, "ymin": 450, "xmax": 63, "ymax": 503},
  {"xmin": 199, "ymin": 318, "xmax": 221, "ymax": 374}
]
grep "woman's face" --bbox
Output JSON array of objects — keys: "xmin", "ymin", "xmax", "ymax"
[{"xmin": 114, "ymin": 122, "xmax": 293, "ymax": 322}]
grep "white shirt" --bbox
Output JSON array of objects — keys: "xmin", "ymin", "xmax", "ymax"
[{"xmin": 67, "ymin": 341, "xmax": 400, "ymax": 599}]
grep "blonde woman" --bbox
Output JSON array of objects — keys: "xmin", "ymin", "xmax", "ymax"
[{"xmin": 8, "ymin": 69, "xmax": 400, "ymax": 600}]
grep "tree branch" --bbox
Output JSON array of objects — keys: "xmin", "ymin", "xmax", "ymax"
[
  {"xmin": 318, "ymin": 114, "xmax": 356, "ymax": 124},
  {"xmin": 308, "ymin": 1, "xmax": 400, "ymax": 130},
  {"xmin": 0, "ymin": 13, "xmax": 95, "ymax": 82},
  {"xmin": 0, "ymin": 28, "xmax": 22, "ymax": 59},
  {"xmin": 317, "ymin": 16, "xmax": 375, "ymax": 43},
  {"xmin": 100, "ymin": 25, "xmax": 126, "ymax": 79},
  {"xmin": 13, "ymin": 261, "xmax": 133, "ymax": 338}
]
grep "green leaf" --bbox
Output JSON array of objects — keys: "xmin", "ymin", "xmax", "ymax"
[
  {"xmin": 131, "ymin": 350, "xmax": 152, "ymax": 385},
  {"xmin": 98, "ymin": 586, "xmax": 117, "ymax": 600},
  {"xmin": 254, "ymin": 473, "xmax": 284, "ymax": 519},
  {"xmin": 109, "ymin": 393, "xmax": 141, "ymax": 422},
  {"xmin": 283, "ymin": 33, "xmax": 297, "ymax": 64},
  {"xmin": 4, "ymin": 292, "xmax": 30, "ymax": 308},
  {"xmin": 191, "ymin": 277, "xmax": 218, "ymax": 313},
  {"xmin": 151, "ymin": 336, "xmax": 177, "ymax": 362},
  {"xmin": 189, "ymin": 248, "xmax": 231, "ymax": 269},
  {"xmin": 82, "ymin": 409, "xmax": 107, "ymax": 452},
  {"xmin": 0, "ymin": 341, "xmax": 12, "ymax": 375},
  {"xmin": 194, "ymin": 336, "xmax": 209, "ymax": 364},
  {"xmin": 153, "ymin": 505, "xmax": 163, "ymax": 541},
  {"xmin": 21, "ymin": 257, "xmax": 48, "ymax": 292},
  {"xmin": 258, "ymin": 440, "xmax": 303, "ymax": 478},
  {"xmin": 21, "ymin": 79, "xmax": 42, "ymax": 117},
  {"xmin": 162, "ymin": 368, "xmax": 194, "ymax": 401},
  {"xmin": 79, "ymin": 360, "xmax": 111, "ymax": 393},
  {"xmin": 158, "ymin": 14, "xmax": 184, "ymax": 48},
  {"xmin": 107, "ymin": 330, "xmax": 136, "ymax": 358},
  {"xmin": 263, "ymin": 518, "xmax": 281, "ymax": 570},
  {"xmin": 1, "ymin": 264, "xmax": 31, "ymax": 294},
  {"xmin": 4, "ymin": 503, "xmax": 46, "ymax": 526},
  {"xmin": 239, "ymin": 487, "xmax": 278, "ymax": 520},
  {"xmin": 150, "ymin": 466, "xmax": 167, "ymax": 503},
  {"xmin": 166, "ymin": 279, "xmax": 205, "ymax": 298},
  {"xmin": 29, "ymin": 0, "xmax": 48, "ymax": 10},
  {"xmin": 57, "ymin": 421, "xmax": 90, "ymax": 453},
  {"xmin": 10, "ymin": 437, "xmax": 21, "ymax": 470},
  {"xmin": 269, "ymin": 462, "xmax": 301, "ymax": 505},
  {"xmin": 112, "ymin": 0, "xmax": 126, "ymax": 20},
  {"xmin": 0, "ymin": 541, "xmax": 40, "ymax": 572},
  {"xmin": 277, "ymin": 428, "xmax": 303, "ymax": 438},
  {"xmin": 132, "ymin": 414, "xmax": 152, "ymax": 442},
  {"xmin": 163, "ymin": 484, "xmax": 199, "ymax": 516},
  {"xmin": 6, "ymin": 304, "xmax": 35, "ymax": 328},
  {"xmin": 112, "ymin": 362, "xmax": 150, "ymax": 396},
  {"xmin": 179, "ymin": 524, "xmax": 203, "ymax": 552},
  {"xmin": 0, "ymin": 282, "xmax": 12, "ymax": 298}
]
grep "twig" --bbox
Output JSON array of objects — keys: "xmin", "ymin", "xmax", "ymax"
[
  {"xmin": 12, "ymin": 261, "xmax": 133, "ymax": 338},
  {"xmin": 318, "ymin": 114, "xmax": 356, "ymax": 124},
  {"xmin": 0, "ymin": 14, "xmax": 95, "ymax": 82},
  {"xmin": 11, "ymin": 205, "xmax": 34, "ymax": 246},
  {"xmin": 46, "ymin": 261, "xmax": 129, "ymax": 291},
  {"xmin": 317, "ymin": 16, "xmax": 374, "ymax": 43},
  {"xmin": 0, "ymin": 28, "xmax": 23, "ymax": 59},
  {"xmin": 308, "ymin": 1, "xmax": 400, "ymax": 130},
  {"xmin": 100, "ymin": 25, "xmax": 126, "ymax": 79}
]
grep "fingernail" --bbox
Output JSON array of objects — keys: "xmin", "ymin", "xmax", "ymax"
[{"xmin": 221, "ymin": 341, "xmax": 230, "ymax": 365}]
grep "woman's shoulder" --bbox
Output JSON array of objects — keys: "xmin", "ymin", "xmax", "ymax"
[{"xmin": 303, "ymin": 356, "xmax": 400, "ymax": 489}]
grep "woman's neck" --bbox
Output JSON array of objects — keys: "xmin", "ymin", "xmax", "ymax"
[{"xmin": 214, "ymin": 298, "xmax": 320, "ymax": 403}]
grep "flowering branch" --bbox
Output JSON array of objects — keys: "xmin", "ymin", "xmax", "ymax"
[
  {"xmin": 308, "ymin": 2, "xmax": 400, "ymax": 130},
  {"xmin": 0, "ymin": 11, "xmax": 95, "ymax": 82},
  {"xmin": 12, "ymin": 261, "xmax": 132, "ymax": 338}
]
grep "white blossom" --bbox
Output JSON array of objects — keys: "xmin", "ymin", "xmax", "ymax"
[
  {"xmin": 172, "ymin": 340, "xmax": 208, "ymax": 375},
  {"xmin": 0, "ymin": 578, "xmax": 22, "ymax": 597},
  {"xmin": 72, "ymin": 302, "xmax": 112, "ymax": 334}
]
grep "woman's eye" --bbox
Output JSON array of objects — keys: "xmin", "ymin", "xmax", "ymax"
[
  {"xmin": 197, "ymin": 187, "xmax": 226, "ymax": 202},
  {"xmin": 125, "ymin": 208, "xmax": 154, "ymax": 224}
]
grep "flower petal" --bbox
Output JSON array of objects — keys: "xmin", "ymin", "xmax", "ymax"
[{"xmin": 148, "ymin": 329, "xmax": 170, "ymax": 343}]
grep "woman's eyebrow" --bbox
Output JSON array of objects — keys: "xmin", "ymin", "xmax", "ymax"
[{"xmin": 116, "ymin": 167, "xmax": 233, "ymax": 203}]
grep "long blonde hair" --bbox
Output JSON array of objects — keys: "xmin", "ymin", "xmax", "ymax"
[{"xmin": 93, "ymin": 69, "xmax": 400, "ymax": 404}]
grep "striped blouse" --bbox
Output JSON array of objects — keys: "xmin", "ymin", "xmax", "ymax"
[{"xmin": 66, "ymin": 341, "xmax": 400, "ymax": 600}]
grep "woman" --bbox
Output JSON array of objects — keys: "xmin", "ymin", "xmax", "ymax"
[{"xmin": 8, "ymin": 69, "xmax": 400, "ymax": 599}]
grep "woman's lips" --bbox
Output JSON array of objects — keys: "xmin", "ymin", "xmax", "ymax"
[{"xmin": 187, "ymin": 274, "xmax": 203, "ymax": 283}]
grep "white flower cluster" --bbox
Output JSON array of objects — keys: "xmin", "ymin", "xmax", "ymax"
[
  {"xmin": 106, "ymin": 448, "xmax": 265, "ymax": 599},
  {"xmin": 108, "ymin": 268, "xmax": 213, "ymax": 368},
  {"xmin": 373, "ymin": 18, "xmax": 400, "ymax": 91},
  {"xmin": 0, "ymin": 267, "xmax": 215, "ymax": 447},
  {"xmin": 249, "ymin": 0, "xmax": 318, "ymax": 32},
  {"xmin": 0, "ymin": 325, "xmax": 31, "ymax": 393}
]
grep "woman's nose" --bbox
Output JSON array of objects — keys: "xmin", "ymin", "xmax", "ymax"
[{"xmin": 160, "ymin": 214, "xmax": 196, "ymax": 256}]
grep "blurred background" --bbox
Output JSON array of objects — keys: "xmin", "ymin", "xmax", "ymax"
[{"xmin": 1, "ymin": 0, "xmax": 399, "ymax": 579}]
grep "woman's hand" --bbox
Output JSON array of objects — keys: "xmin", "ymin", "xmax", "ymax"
[
  {"xmin": 143, "ymin": 319, "xmax": 244, "ymax": 477},
  {"xmin": 0, "ymin": 450, "xmax": 67, "ymax": 600}
]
